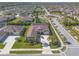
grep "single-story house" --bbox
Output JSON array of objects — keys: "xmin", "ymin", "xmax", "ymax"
[
  {"xmin": 26, "ymin": 23, "xmax": 50, "ymax": 43},
  {"xmin": 3, "ymin": 25, "xmax": 23, "ymax": 36},
  {"xmin": 0, "ymin": 25, "xmax": 23, "ymax": 42}
]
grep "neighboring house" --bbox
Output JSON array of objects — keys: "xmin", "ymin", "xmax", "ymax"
[
  {"xmin": 5, "ymin": 15, "xmax": 15, "ymax": 21},
  {"xmin": 0, "ymin": 25, "xmax": 23, "ymax": 42},
  {"xmin": 3, "ymin": 25, "xmax": 23, "ymax": 36},
  {"xmin": 0, "ymin": 30, "xmax": 9, "ymax": 42},
  {"xmin": 0, "ymin": 23, "xmax": 6, "ymax": 28},
  {"xmin": 21, "ymin": 16, "xmax": 33, "ymax": 22},
  {"xmin": 26, "ymin": 23, "xmax": 50, "ymax": 43},
  {"xmin": 0, "ymin": 15, "xmax": 15, "ymax": 23}
]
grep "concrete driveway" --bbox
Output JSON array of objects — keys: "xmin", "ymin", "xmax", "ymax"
[
  {"xmin": 0, "ymin": 36, "xmax": 20, "ymax": 55},
  {"xmin": 41, "ymin": 35, "xmax": 52, "ymax": 54}
]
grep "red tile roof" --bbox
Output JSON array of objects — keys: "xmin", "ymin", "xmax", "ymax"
[{"xmin": 27, "ymin": 23, "xmax": 49, "ymax": 37}]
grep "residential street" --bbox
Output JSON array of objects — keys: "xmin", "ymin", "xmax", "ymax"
[
  {"xmin": 43, "ymin": 7, "xmax": 79, "ymax": 56},
  {"xmin": 52, "ymin": 18, "xmax": 79, "ymax": 46}
]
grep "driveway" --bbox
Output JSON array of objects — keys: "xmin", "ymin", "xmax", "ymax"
[
  {"xmin": 41, "ymin": 35, "xmax": 52, "ymax": 54},
  {"xmin": 0, "ymin": 36, "xmax": 20, "ymax": 55}
]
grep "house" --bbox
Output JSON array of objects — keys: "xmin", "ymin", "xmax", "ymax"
[
  {"xmin": 0, "ymin": 15, "xmax": 15, "ymax": 23},
  {"xmin": 0, "ymin": 25, "xmax": 23, "ymax": 42},
  {"xmin": 26, "ymin": 23, "xmax": 50, "ymax": 43},
  {"xmin": 21, "ymin": 16, "xmax": 33, "ymax": 22},
  {"xmin": 0, "ymin": 30, "xmax": 9, "ymax": 42},
  {"xmin": 0, "ymin": 16, "xmax": 7, "ymax": 23},
  {"xmin": 5, "ymin": 15, "xmax": 15, "ymax": 21},
  {"xmin": 3, "ymin": 25, "xmax": 23, "ymax": 36}
]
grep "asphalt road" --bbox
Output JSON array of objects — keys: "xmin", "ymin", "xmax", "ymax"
[
  {"xmin": 52, "ymin": 18, "xmax": 79, "ymax": 46},
  {"xmin": 51, "ymin": 18, "xmax": 79, "ymax": 56},
  {"xmin": 43, "ymin": 7, "xmax": 79, "ymax": 56}
]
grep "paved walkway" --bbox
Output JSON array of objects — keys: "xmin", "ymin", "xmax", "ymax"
[
  {"xmin": 11, "ymin": 49, "xmax": 42, "ymax": 51},
  {"xmin": 41, "ymin": 35, "xmax": 53, "ymax": 54},
  {"xmin": 0, "ymin": 36, "xmax": 19, "ymax": 55}
]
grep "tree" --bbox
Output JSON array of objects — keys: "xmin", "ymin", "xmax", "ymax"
[{"xmin": 32, "ymin": 6, "xmax": 45, "ymax": 23}]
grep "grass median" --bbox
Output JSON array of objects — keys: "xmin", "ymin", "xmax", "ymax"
[
  {"xmin": 10, "ymin": 51, "xmax": 42, "ymax": 54},
  {"xmin": 12, "ymin": 42, "xmax": 42, "ymax": 48},
  {"xmin": 48, "ymin": 23, "xmax": 61, "ymax": 49}
]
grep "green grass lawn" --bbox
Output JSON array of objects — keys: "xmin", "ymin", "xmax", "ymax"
[
  {"xmin": 9, "ymin": 17, "xmax": 22, "ymax": 24},
  {"xmin": 12, "ymin": 42, "xmax": 42, "ymax": 48},
  {"xmin": 48, "ymin": 23, "xmax": 61, "ymax": 49},
  {"xmin": 12, "ymin": 33, "xmax": 42, "ymax": 48},
  {"xmin": 52, "ymin": 50, "xmax": 60, "ymax": 53},
  {"xmin": 10, "ymin": 51, "xmax": 42, "ymax": 54},
  {"xmin": 0, "ymin": 43, "xmax": 5, "ymax": 49},
  {"xmin": 50, "ymin": 44, "xmax": 60, "ymax": 49}
]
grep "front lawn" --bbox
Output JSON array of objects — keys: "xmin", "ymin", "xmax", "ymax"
[
  {"xmin": 52, "ymin": 50, "xmax": 60, "ymax": 53},
  {"xmin": 0, "ymin": 43, "xmax": 5, "ymax": 49},
  {"xmin": 12, "ymin": 42, "xmax": 42, "ymax": 48},
  {"xmin": 50, "ymin": 44, "xmax": 60, "ymax": 49}
]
